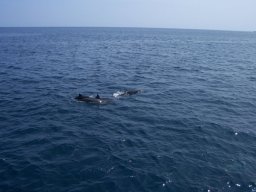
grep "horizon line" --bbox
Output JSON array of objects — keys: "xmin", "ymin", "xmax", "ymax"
[{"xmin": 0, "ymin": 26, "xmax": 253, "ymax": 33}]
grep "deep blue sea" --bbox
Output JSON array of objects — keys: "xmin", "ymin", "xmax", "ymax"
[{"xmin": 0, "ymin": 27, "xmax": 256, "ymax": 192}]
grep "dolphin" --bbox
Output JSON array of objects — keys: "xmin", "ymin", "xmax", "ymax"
[
  {"xmin": 113, "ymin": 89, "xmax": 142, "ymax": 97},
  {"xmin": 75, "ymin": 94, "xmax": 112, "ymax": 104}
]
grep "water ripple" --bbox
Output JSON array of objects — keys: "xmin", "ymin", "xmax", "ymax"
[{"xmin": 0, "ymin": 28, "xmax": 256, "ymax": 192}]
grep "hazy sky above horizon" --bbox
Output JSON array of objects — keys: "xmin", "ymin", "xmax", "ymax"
[{"xmin": 0, "ymin": 0, "xmax": 255, "ymax": 31}]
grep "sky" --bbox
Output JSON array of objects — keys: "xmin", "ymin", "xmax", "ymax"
[{"xmin": 0, "ymin": 0, "xmax": 255, "ymax": 31}]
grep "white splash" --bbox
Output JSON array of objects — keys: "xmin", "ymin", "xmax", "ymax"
[{"xmin": 113, "ymin": 91, "xmax": 125, "ymax": 98}]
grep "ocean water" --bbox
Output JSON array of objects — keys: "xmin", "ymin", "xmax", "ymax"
[{"xmin": 0, "ymin": 27, "xmax": 256, "ymax": 192}]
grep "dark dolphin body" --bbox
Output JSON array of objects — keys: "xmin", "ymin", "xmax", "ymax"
[
  {"xmin": 122, "ymin": 89, "xmax": 141, "ymax": 96},
  {"xmin": 75, "ymin": 94, "xmax": 112, "ymax": 104}
]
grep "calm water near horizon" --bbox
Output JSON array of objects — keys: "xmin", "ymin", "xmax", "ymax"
[{"xmin": 0, "ymin": 27, "xmax": 256, "ymax": 192}]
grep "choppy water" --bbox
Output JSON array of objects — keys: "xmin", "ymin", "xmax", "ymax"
[{"xmin": 0, "ymin": 27, "xmax": 256, "ymax": 192}]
